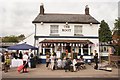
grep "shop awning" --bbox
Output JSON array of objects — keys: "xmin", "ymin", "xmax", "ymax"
[{"xmin": 40, "ymin": 39, "xmax": 93, "ymax": 44}]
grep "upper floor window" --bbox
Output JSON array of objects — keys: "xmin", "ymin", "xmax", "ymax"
[
  {"xmin": 50, "ymin": 25, "xmax": 59, "ymax": 36},
  {"xmin": 74, "ymin": 25, "xmax": 82, "ymax": 36}
]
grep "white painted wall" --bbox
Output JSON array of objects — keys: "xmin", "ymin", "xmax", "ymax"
[
  {"xmin": 36, "ymin": 23, "xmax": 99, "ymax": 37},
  {"xmin": 32, "ymin": 22, "xmax": 99, "ymax": 57}
]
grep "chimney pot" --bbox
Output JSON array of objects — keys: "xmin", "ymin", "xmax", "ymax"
[
  {"xmin": 85, "ymin": 5, "xmax": 89, "ymax": 15},
  {"xmin": 40, "ymin": 3, "xmax": 44, "ymax": 15}
]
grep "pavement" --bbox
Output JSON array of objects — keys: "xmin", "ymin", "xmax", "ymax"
[{"xmin": 1, "ymin": 63, "xmax": 119, "ymax": 78}]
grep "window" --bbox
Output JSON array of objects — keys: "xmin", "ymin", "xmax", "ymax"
[
  {"xmin": 74, "ymin": 25, "xmax": 82, "ymax": 36},
  {"xmin": 99, "ymin": 46, "xmax": 108, "ymax": 52},
  {"xmin": 50, "ymin": 25, "xmax": 59, "ymax": 36},
  {"xmin": 83, "ymin": 44, "xmax": 88, "ymax": 55},
  {"xmin": 78, "ymin": 48, "xmax": 81, "ymax": 55}
]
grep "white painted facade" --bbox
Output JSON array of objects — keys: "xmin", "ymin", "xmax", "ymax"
[
  {"xmin": 36, "ymin": 23, "xmax": 98, "ymax": 37},
  {"xmin": 34, "ymin": 23, "xmax": 99, "ymax": 58},
  {"xmin": 31, "ymin": 4, "xmax": 100, "ymax": 63}
]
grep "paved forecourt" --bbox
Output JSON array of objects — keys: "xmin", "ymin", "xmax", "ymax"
[{"xmin": 2, "ymin": 64, "xmax": 119, "ymax": 78}]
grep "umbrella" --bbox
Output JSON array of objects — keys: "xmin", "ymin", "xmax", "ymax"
[{"xmin": 7, "ymin": 43, "xmax": 38, "ymax": 50}]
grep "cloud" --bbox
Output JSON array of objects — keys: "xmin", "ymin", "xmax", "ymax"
[
  {"xmin": 118, "ymin": 1, "xmax": 120, "ymax": 17},
  {"xmin": 0, "ymin": 0, "xmax": 118, "ymax": 37}
]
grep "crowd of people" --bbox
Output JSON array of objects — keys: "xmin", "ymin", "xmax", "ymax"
[
  {"xmin": 0, "ymin": 49, "xmax": 99, "ymax": 73},
  {"xmin": 0, "ymin": 50, "xmax": 36, "ymax": 73},
  {"xmin": 46, "ymin": 52, "xmax": 86, "ymax": 72}
]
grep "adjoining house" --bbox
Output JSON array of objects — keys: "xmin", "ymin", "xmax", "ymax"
[
  {"xmin": 32, "ymin": 4, "xmax": 100, "ymax": 63},
  {"xmin": 99, "ymin": 19, "xmax": 120, "ymax": 60}
]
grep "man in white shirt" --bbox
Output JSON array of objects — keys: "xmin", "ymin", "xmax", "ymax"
[
  {"xmin": 23, "ymin": 52, "xmax": 28, "ymax": 73},
  {"xmin": 73, "ymin": 59, "xmax": 77, "ymax": 72}
]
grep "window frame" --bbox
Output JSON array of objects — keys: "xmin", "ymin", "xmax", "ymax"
[
  {"xmin": 74, "ymin": 25, "xmax": 82, "ymax": 36},
  {"xmin": 50, "ymin": 25, "xmax": 59, "ymax": 36}
]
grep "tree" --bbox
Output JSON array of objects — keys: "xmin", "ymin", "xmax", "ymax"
[
  {"xmin": 114, "ymin": 18, "xmax": 120, "ymax": 35},
  {"xmin": 18, "ymin": 34, "xmax": 25, "ymax": 41},
  {"xmin": 2, "ymin": 35, "xmax": 19, "ymax": 42},
  {"xmin": 113, "ymin": 18, "xmax": 120, "ymax": 55},
  {"xmin": 2, "ymin": 34, "xmax": 25, "ymax": 43},
  {"xmin": 114, "ymin": 18, "xmax": 120, "ymax": 29},
  {"xmin": 99, "ymin": 20, "xmax": 112, "ymax": 42}
]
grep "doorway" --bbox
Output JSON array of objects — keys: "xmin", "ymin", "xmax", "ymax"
[{"xmin": 66, "ymin": 45, "xmax": 71, "ymax": 53}]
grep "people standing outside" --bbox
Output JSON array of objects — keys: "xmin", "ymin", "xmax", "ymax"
[
  {"xmin": 1, "ymin": 52, "xmax": 5, "ymax": 71},
  {"xmin": 4, "ymin": 52, "xmax": 11, "ymax": 73},
  {"xmin": 22, "ymin": 52, "xmax": 29, "ymax": 73},
  {"xmin": 46, "ymin": 54, "xmax": 50, "ymax": 69},
  {"xmin": 73, "ymin": 59, "xmax": 77, "ymax": 72},
  {"xmin": 50, "ymin": 53, "xmax": 55, "ymax": 70},
  {"xmin": 19, "ymin": 51, "xmax": 23, "ymax": 59},
  {"xmin": 30, "ymin": 52, "xmax": 36, "ymax": 68},
  {"xmin": 65, "ymin": 50, "xmax": 68, "ymax": 58},
  {"xmin": 0, "ymin": 51, "xmax": 2, "ymax": 61},
  {"xmin": 53, "ymin": 53, "xmax": 57, "ymax": 70},
  {"xmin": 94, "ymin": 51, "xmax": 98, "ymax": 70}
]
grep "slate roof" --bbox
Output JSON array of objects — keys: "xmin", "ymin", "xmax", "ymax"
[
  {"xmin": 32, "ymin": 13, "xmax": 100, "ymax": 24},
  {"xmin": 40, "ymin": 39, "xmax": 93, "ymax": 44}
]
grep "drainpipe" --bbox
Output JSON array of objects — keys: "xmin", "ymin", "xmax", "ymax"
[{"xmin": 34, "ymin": 24, "xmax": 37, "ymax": 56}]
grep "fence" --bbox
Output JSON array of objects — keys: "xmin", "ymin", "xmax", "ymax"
[{"xmin": 110, "ymin": 55, "xmax": 120, "ymax": 68}]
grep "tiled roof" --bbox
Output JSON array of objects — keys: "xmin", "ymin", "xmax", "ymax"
[
  {"xmin": 40, "ymin": 39, "xmax": 93, "ymax": 44},
  {"xmin": 32, "ymin": 13, "xmax": 100, "ymax": 24}
]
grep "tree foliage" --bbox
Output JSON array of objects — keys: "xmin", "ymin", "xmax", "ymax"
[
  {"xmin": 2, "ymin": 34, "xmax": 25, "ymax": 43},
  {"xmin": 114, "ymin": 18, "xmax": 120, "ymax": 35},
  {"xmin": 99, "ymin": 20, "xmax": 112, "ymax": 42},
  {"xmin": 113, "ymin": 18, "xmax": 120, "ymax": 56},
  {"xmin": 18, "ymin": 34, "xmax": 25, "ymax": 41}
]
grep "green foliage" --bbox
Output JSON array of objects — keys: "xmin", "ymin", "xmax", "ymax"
[
  {"xmin": 2, "ymin": 36, "xmax": 19, "ymax": 42},
  {"xmin": 18, "ymin": 34, "xmax": 25, "ymax": 41},
  {"xmin": 99, "ymin": 20, "xmax": 112, "ymax": 42},
  {"xmin": 114, "ymin": 18, "xmax": 120, "ymax": 35},
  {"xmin": 114, "ymin": 18, "xmax": 120, "ymax": 30},
  {"xmin": 114, "ymin": 18, "xmax": 120, "ymax": 56},
  {"xmin": 2, "ymin": 34, "xmax": 25, "ymax": 42}
]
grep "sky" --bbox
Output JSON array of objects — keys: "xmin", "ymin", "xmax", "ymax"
[{"xmin": 0, "ymin": 0, "xmax": 119, "ymax": 37}]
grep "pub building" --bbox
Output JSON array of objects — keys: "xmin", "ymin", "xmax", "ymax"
[{"xmin": 32, "ymin": 4, "xmax": 100, "ymax": 63}]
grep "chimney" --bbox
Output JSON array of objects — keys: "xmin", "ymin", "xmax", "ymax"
[
  {"xmin": 85, "ymin": 5, "xmax": 89, "ymax": 15},
  {"xmin": 40, "ymin": 3, "xmax": 44, "ymax": 15}
]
